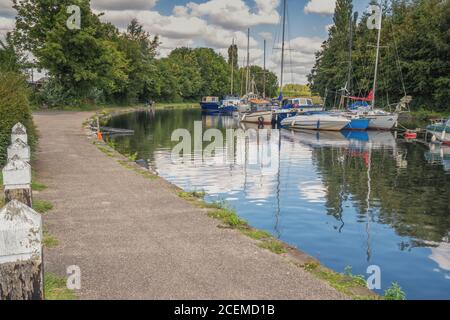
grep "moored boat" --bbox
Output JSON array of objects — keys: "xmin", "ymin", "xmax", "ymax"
[
  {"xmin": 219, "ymin": 96, "xmax": 241, "ymax": 114},
  {"xmin": 200, "ymin": 96, "xmax": 221, "ymax": 114},
  {"xmin": 281, "ymin": 114, "xmax": 350, "ymax": 131},
  {"xmin": 427, "ymin": 117, "xmax": 450, "ymax": 145},
  {"xmin": 240, "ymin": 99, "xmax": 274, "ymax": 125}
]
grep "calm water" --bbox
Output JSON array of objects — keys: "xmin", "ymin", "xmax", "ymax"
[{"xmin": 107, "ymin": 109, "xmax": 450, "ymax": 300}]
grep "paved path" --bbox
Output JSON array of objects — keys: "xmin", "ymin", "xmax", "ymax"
[{"xmin": 33, "ymin": 111, "xmax": 346, "ymax": 300}]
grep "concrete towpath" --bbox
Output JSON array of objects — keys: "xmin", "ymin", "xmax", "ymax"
[{"xmin": 33, "ymin": 111, "xmax": 346, "ymax": 300}]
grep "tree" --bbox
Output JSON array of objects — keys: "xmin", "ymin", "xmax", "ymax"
[
  {"xmin": 115, "ymin": 19, "xmax": 159, "ymax": 103},
  {"xmin": 0, "ymin": 33, "xmax": 25, "ymax": 73},
  {"xmin": 13, "ymin": 0, "xmax": 129, "ymax": 104},
  {"xmin": 309, "ymin": 0, "xmax": 450, "ymax": 111},
  {"xmin": 308, "ymin": 0, "xmax": 354, "ymax": 101}
]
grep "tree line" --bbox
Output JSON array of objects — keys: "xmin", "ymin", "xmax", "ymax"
[
  {"xmin": 308, "ymin": 0, "xmax": 450, "ymax": 112},
  {"xmin": 1, "ymin": 0, "xmax": 279, "ymax": 107}
]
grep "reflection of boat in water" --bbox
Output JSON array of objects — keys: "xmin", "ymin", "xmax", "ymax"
[
  {"xmin": 281, "ymin": 114, "xmax": 350, "ymax": 131},
  {"xmin": 282, "ymin": 129, "xmax": 350, "ymax": 148},
  {"xmin": 426, "ymin": 144, "xmax": 450, "ymax": 172},
  {"xmin": 282, "ymin": 128, "xmax": 397, "ymax": 152}
]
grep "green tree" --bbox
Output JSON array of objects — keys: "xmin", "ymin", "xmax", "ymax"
[
  {"xmin": 0, "ymin": 33, "xmax": 25, "ymax": 73},
  {"xmin": 115, "ymin": 19, "xmax": 159, "ymax": 103},
  {"xmin": 308, "ymin": 0, "xmax": 354, "ymax": 102},
  {"xmin": 13, "ymin": 0, "xmax": 129, "ymax": 105}
]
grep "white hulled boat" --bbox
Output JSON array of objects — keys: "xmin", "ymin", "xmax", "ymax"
[{"xmin": 281, "ymin": 114, "xmax": 350, "ymax": 131}]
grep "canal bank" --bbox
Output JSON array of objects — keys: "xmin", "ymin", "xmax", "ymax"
[{"xmin": 32, "ymin": 111, "xmax": 364, "ymax": 300}]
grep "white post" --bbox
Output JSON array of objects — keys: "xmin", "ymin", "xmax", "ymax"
[
  {"xmin": 7, "ymin": 139, "xmax": 31, "ymax": 163},
  {"xmin": 0, "ymin": 201, "xmax": 43, "ymax": 300},
  {"xmin": 11, "ymin": 123, "xmax": 28, "ymax": 145},
  {"xmin": 2, "ymin": 155, "xmax": 32, "ymax": 207}
]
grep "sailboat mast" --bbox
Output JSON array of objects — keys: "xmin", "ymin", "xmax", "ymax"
[
  {"xmin": 372, "ymin": 1, "xmax": 383, "ymax": 109},
  {"xmin": 280, "ymin": 0, "xmax": 287, "ymax": 95},
  {"xmin": 263, "ymin": 39, "xmax": 266, "ymax": 98},
  {"xmin": 246, "ymin": 28, "xmax": 250, "ymax": 96},
  {"xmin": 231, "ymin": 38, "xmax": 235, "ymax": 96},
  {"xmin": 347, "ymin": 11, "xmax": 354, "ymax": 95}
]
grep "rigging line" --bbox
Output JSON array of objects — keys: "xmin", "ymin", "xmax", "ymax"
[
  {"xmin": 389, "ymin": 8, "xmax": 407, "ymax": 97},
  {"xmin": 285, "ymin": 0, "xmax": 294, "ymax": 85}
]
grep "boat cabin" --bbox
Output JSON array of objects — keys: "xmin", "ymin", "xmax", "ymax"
[
  {"xmin": 282, "ymin": 98, "xmax": 314, "ymax": 108},
  {"xmin": 249, "ymin": 99, "xmax": 273, "ymax": 112},
  {"xmin": 201, "ymin": 96, "xmax": 220, "ymax": 103}
]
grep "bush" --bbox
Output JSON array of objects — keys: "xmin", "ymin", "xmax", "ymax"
[{"xmin": 0, "ymin": 72, "xmax": 36, "ymax": 165}]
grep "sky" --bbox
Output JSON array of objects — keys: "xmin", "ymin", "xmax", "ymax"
[{"xmin": 0, "ymin": 0, "xmax": 372, "ymax": 84}]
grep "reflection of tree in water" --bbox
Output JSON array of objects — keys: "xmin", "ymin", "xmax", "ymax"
[{"xmin": 313, "ymin": 144, "xmax": 450, "ymax": 248}]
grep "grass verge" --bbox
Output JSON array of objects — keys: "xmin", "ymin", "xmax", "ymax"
[
  {"xmin": 177, "ymin": 191, "xmax": 289, "ymax": 256},
  {"xmin": 44, "ymin": 273, "xmax": 76, "ymax": 300},
  {"xmin": 33, "ymin": 199, "xmax": 54, "ymax": 214}
]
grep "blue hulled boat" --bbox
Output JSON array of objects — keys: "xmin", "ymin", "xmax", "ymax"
[{"xmin": 200, "ymin": 96, "xmax": 221, "ymax": 114}]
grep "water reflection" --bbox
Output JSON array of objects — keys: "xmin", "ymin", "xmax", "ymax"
[{"xmin": 107, "ymin": 109, "xmax": 450, "ymax": 299}]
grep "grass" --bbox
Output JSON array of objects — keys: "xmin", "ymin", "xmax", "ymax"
[
  {"xmin": 33, "ymin": 199, "xmax": 54, "ymax": 214},
  {"xmin": 384, "ymin": 282, "xmax": 407, "ymax": 300},
  {"xmin": 176, "ymin": 193, "xmax": 290, "ymax": 256},
  {"xmin": 303, "ymin": 262, "xmax": 379, "ymax": 300},
  {"xmin": 43, "ymin": 231, "xmax": 59, "ymax": 248},
  {"xmin": 44, "ymin": 273, "xmax": 76, "ymax": 300},
  {"xmin": 258, "ymin": 240, "xmax": 288, "ymax": 254}
]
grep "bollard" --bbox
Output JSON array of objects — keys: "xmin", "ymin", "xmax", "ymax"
[
  {"xmin": 11, "ymin": 123, "xmax": 28, "ymax": 145},
  {"xmin": 7, "ymin": 139, "xmax": 31, "ymax": 163},
  {"xmin": 2, "ymin": 155, "xmax": 32, "ymax": 207},
  {"xmin": 0, "ymin": 200, "xmax": 43, "ymax": 300}
]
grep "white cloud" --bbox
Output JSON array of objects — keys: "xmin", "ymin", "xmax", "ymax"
[
  {"xmin": 180, "ymin": 0, "xmax": 280, "ymax": 29},
  {"xmin": 0, "ymin": 0, "xmax": 15, "ymax": 18},
  {"xmin": 91, "ymin": 0, "xmax": 158, "ymax": 11},
  {"xmin": 0, "ymin": 16, "xmax": 14, "ymax": 41},
  {"xmin": 304, "ymin": 0, "xmax": 336, "ymax": 15},
  {"xmin": 0, "ymin": 0, "xmax": 321, "ymax": 84}
]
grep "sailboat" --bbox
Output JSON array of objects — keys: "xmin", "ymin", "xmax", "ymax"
[
  {"xmin": 238, "ymin": 29, "xmax": 274, "ymax": 125},
  {"xmin": 348, "ymin": 2, "xmax": 399, "ymax": 130}
]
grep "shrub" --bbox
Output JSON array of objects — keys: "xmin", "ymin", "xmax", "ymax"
[{"xmin": 0, "ymin": 72, "xmax": 36, "ymax": 165}]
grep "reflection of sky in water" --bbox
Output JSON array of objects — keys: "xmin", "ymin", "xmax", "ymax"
[{"xmin": 109, "ymin": 111, "xmax": 450, "ymax": 300}]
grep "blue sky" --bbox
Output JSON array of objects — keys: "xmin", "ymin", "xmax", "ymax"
[{"xmin": 0, "ymin": 0, "xmax": 373, "ymax": 84}]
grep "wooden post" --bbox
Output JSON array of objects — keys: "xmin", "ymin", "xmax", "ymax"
[
  {"xmin": 2, "ymin": 155, "xmax": 32, "ymax": 207},
  {"xmin": 11, "ymin": 122, "xmax": 28, "ymax": 145},
  {"xmin": 0, "ymin": 200, "xmax": 43, "ymax": 300},
  {"xmin": 7, "ymin": 139, "xmax": 31, "ymax": 163}
]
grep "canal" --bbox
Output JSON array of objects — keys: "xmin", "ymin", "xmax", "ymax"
[{"xmin": 107, "ymin": 108, "xmax": 450, "ymax": 300}]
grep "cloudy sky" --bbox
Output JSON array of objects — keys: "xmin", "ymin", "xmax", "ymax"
[{"xmin": 0, "ymin": 0, "xmax": 371, "ymax": 84}]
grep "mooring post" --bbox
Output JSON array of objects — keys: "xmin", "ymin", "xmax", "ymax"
[
  {"xmin": 0, "ymin": 200, "xmax": 44, "ymax": 300},
  {"xmin": 7, "ymin": 139, "xmax": 31, "ymax": 163},
  {"xmin": 2, "ymin": 155, "xmax": 32, "ymax": 207},
  {"xmin": 11, "ymin": 122, "xmax": 28, "ymax": 145}
]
